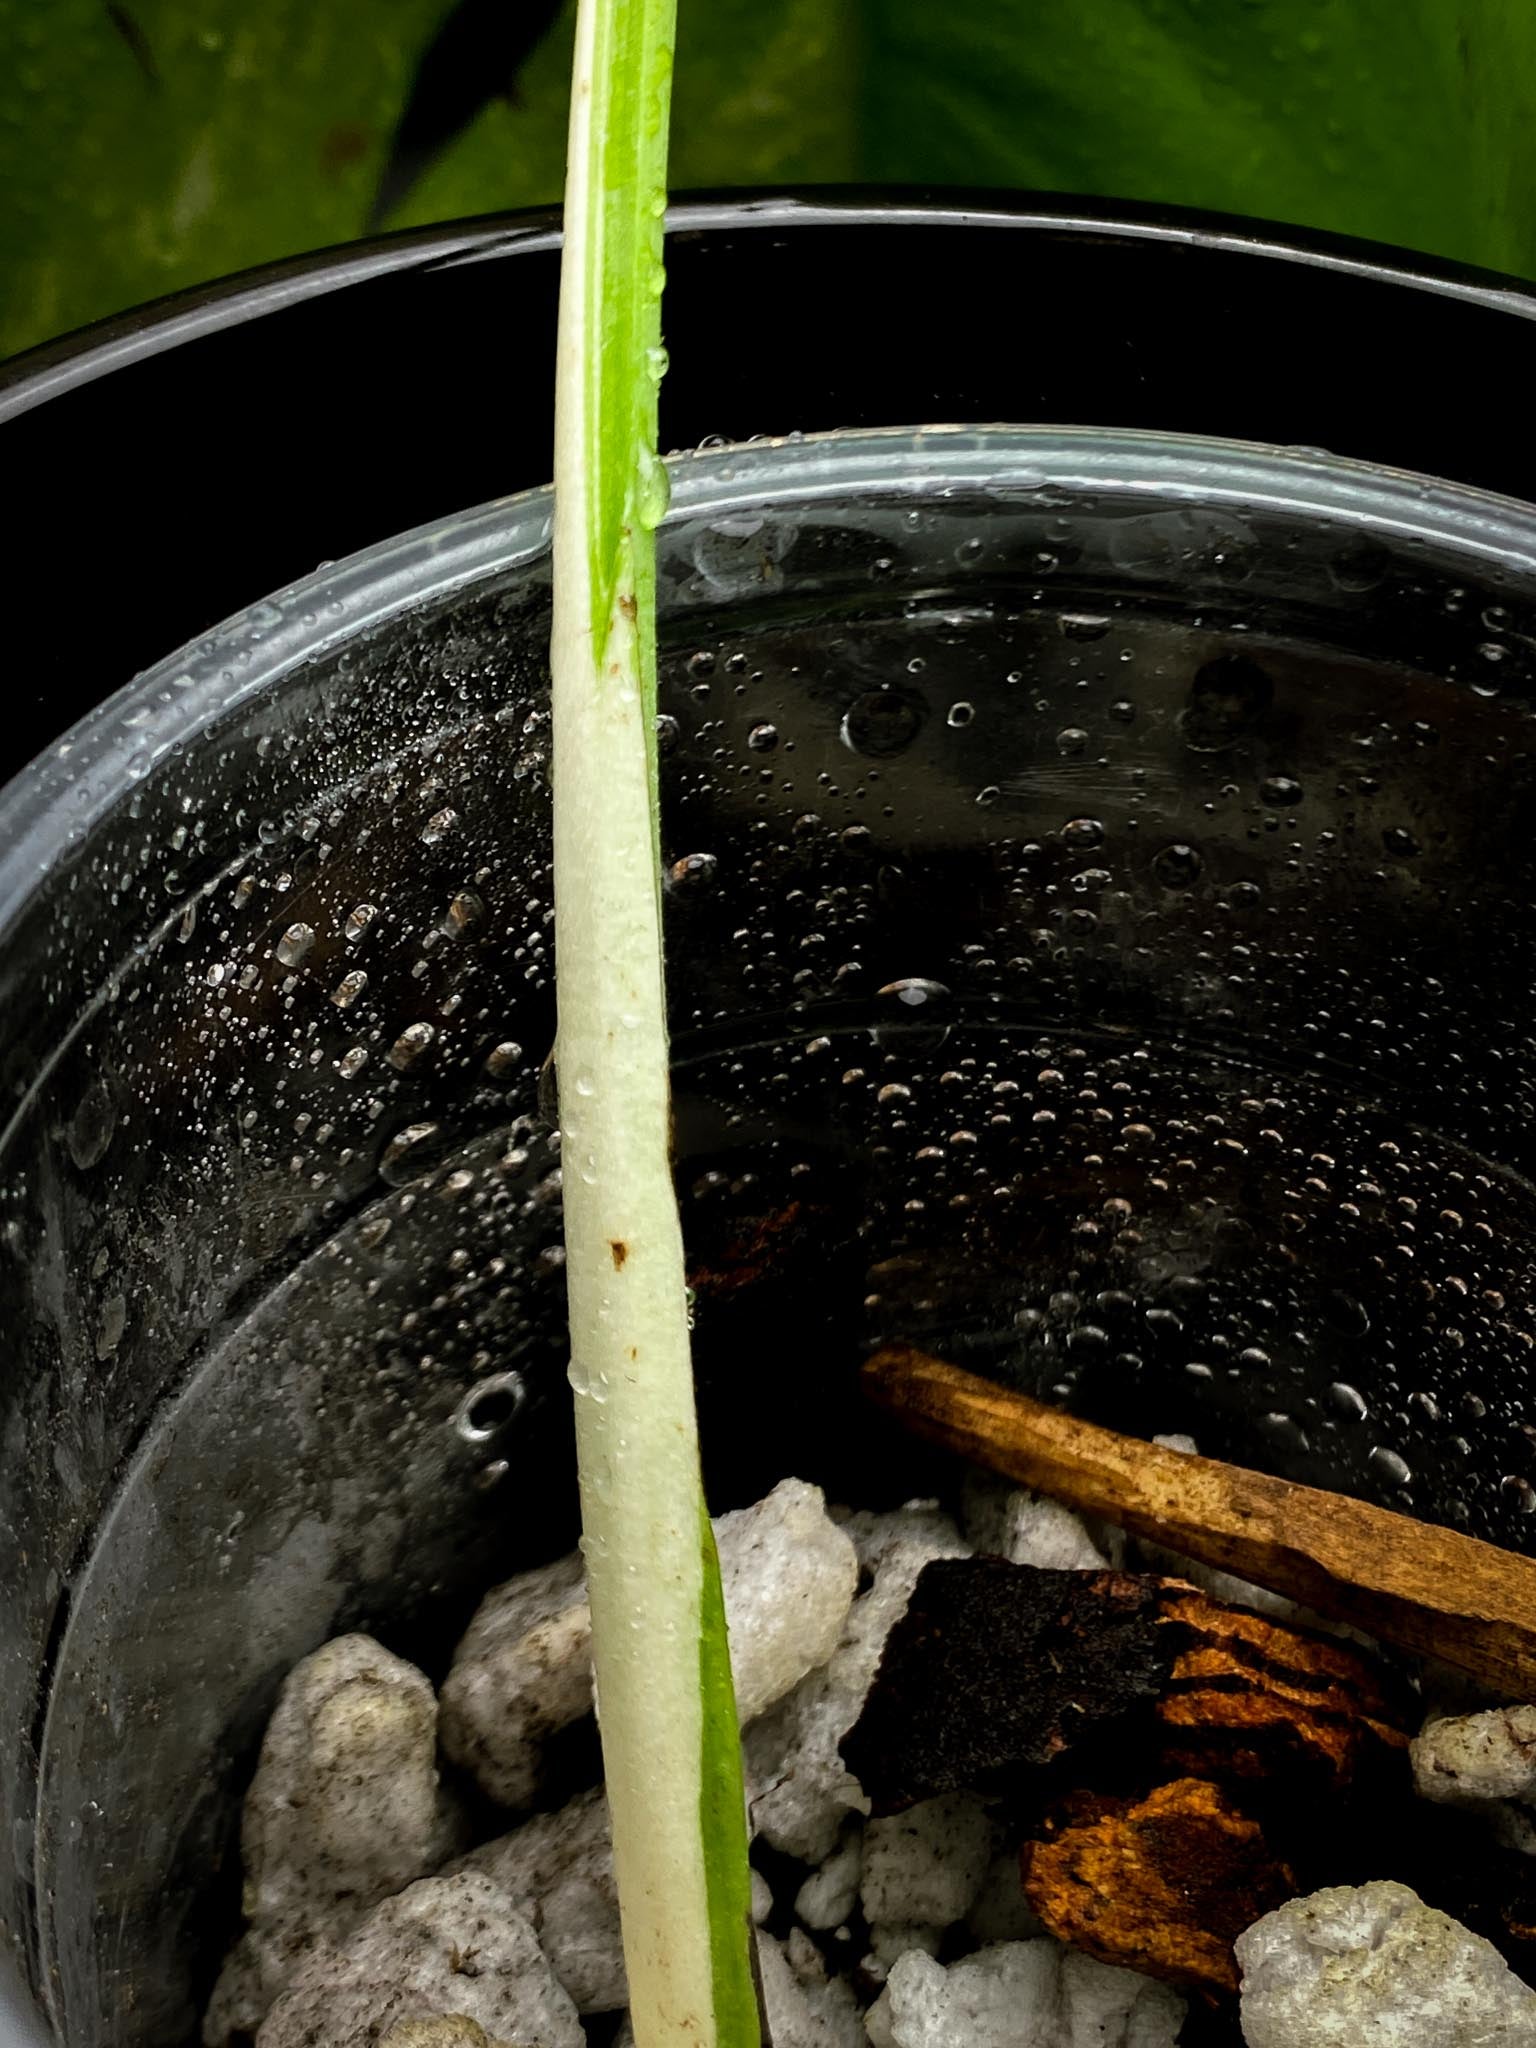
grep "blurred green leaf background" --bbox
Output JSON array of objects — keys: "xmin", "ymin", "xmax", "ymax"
[{"xmin": 4, "ymin": 0, "xmax": 1535, "ymax": 360}]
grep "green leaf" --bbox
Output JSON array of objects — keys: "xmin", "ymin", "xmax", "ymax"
[
  {"xmin": 9, "ymin": 0, "xmax": 1536, "ymax": 359},
  {"xmin": 0, "ymin": 0, "xmax": 452, "ymax": 358}
]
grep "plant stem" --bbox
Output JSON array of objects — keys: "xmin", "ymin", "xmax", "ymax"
[{"xmin": 549, "ymin": 0, "xmax": 758, "ymax": 2045}]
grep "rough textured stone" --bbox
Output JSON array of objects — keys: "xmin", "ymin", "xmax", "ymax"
[
  {"xmin": 866, "ymin": 1923, "xmax": 944, "ymax": 1973},
  {"xmin": 717, "ymin": 1479, "xmax": 860, "ymax": 1721},
  {"xmin": 870, "ymin": 1942, "xmax": 1182, "ymax": 2048},
  {"xmin": 439, "ymin": 1553, "xmax": 593, "ymax": 1810},
  {"xmin": 860, "ymin": 1794, "xmax": 993, "ymax": 1929},
  {"xmin": 796, "ymin": 1822, "xmax": 865, "ymax": 1931},
  {"xmin": 205, "ymin": 1635, "xmax": 465, "ymax": 2044},
  {"xmin": 1236, "ymin": 1880, "xmax": 1536, "ymax": 2047},
  {"xmin": 1414, "ymin": 1706, "xmax": 1536, "ymax": 1808},
  {"xmin": 747, "ymin": 1505, "xmax": 971, "ymax": 1863},
  {"xmin": 442, "ymin": 1480, "xmax": 857, "ymax": 1809},
  {"xmin": 960, "ymin": 1474, "xmax": 1109, "ymax": 1573},
  {"xmin": 758, "ymin": 1930, "xmax": 866, "ymax": 2048},
  {"xmin": 256, "ymin": 1872, "xmax": 584, "ymax": 2048},
  {"xmin": 459, "ymin": 1787, "xmax": 625, "ymax": 2012},
  {"xmin": 380, "ymin": 2022, "xmax": 508, "ymax": 2048}
]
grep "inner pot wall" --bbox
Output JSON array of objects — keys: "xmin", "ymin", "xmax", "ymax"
[{"xmin": 5, "ymin": 427, "xmax": 1536, "ymax": 2043}]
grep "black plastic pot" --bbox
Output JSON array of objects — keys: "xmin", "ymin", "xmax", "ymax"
[
  {"xmin": 6, "ymin": 189, "xmax": 1536, "ymax": 786},
  {"xmin": 5, "ymin": 195, "xmax": 1536, "ymax": 2048}
]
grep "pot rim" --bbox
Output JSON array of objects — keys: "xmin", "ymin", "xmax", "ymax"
[
  {"xmin": 6, "ymin": 188, "xmax": 1536, "ymax": 422},
  {"xmin": 7, "ymin": 419, "xmax": 1536, "ymax": 946}
]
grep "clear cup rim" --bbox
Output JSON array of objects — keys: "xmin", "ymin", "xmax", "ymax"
[{"xmin": 6, "ymin": 420, "xmax": 1536, "ymax": 938}]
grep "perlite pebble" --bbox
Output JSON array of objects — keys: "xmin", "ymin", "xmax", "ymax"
[
  {"xmin": 795, "ymin": 1822, "xmax": 864, "ymax": 1931},
  {"xmin": 1235, "ymin": 1880, "xmax": 1536, "ymax": 2047},
  {"xmin": 758, "ymin": 1930, "xmax": 867, "ymax": 2048},
  {"xmin": 205, "ymin": 1636, "xmax": 466, "ymax": 2044},
  {"xmin": 860, "ymin": 1794, "xmax": 993, "ymax": 1928},
  {"xmin": 459, "ymin": 1786, "xmax": 625, "ymax": 2012},
  {"xmin": 1412, "ymin": 1705, "xmax": 1536, "ymax": 1808},
  {"xmin": 441, "ymin": 1479, "xmax": 857, "ymax": 1809},
  {"xmin": 959, "ymin": 1474, "xmax": 1109, "ymax": 1573},
  {"xmin": 866, "ymin": 1941, "xmax": 1183, "ymax": 2048},
  {"xmin": 747, "ymin": 1504, "xmax": 971, "ymax": 1863},
  {"xmin": 256, "ymin": 1872, "xmax": 583, "ymax": 2048}
]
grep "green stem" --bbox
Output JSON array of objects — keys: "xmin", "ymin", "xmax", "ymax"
[{"xmin": 549, "ymin": 1, "xmax": 758, "ymax": 2045}]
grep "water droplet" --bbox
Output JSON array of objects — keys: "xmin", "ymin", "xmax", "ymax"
[
  {"xmin": 441, "ymin": 890, "xmax": 485, "ymax": 935},
  {"xmin": 947, "ymin": 701, "xmax": 976, "ymax": 728},
  {"xmin": 1382, "ymin": 826, "xmax": 1420, "ymax": 858},
  {"xmin": 669, "ymin": 851, "xmax": 719, "ymax": 890},
  {"xmin": 485, "ymin": 1041, "xmax": 524, "ymax": 1078},
  {"xmin": 1368, "ymin": 1445, "xmax": 1413, "ymax": 1487},
  {"xmin": 1502, "ymin": 1475, "xmax": 1536, "ymax": 1514},
  {"xmin": 873, "ymin": 977, "xmax": 952, "ymax": 1051},
  {"xmin": 67, "ymin": 1079, "xmax": 117, "ymax": 1170},
  {"xmin": 1260, "ymin": 774, "xmax": 1303, "ymax": 807},
  {"xmin": 336, "ymin": 1047, "xmax": 369, "ymax": 1079},
  {"xmin": 388, "ymin": 1022, "xmax": 436, "ymax": 1071},
  {"xmin": 975, "ymin": 785, "xmax": 1001, "ymax": 807},
  {"xmin": 332, "ymin": 970, "xmax": 368, "ymax": 1009},
  {"xmin": 1328, "ymin": 1382, "xmax": 1369, "ymax": 1421},
  {"xmin": 747, "ymin": 723, "xmax": 779, "ymax": 752},
  {"xmin": 1060, "ymin": 612, "xmax": 1111, "ymax": 642},
  {"xmin": 1152, "ymin": 842, "xmax": 1204, "ymax": 889},
  {"xmin": 275, "ymin": 922, "xmax": 315, "ymax": 968},
  {"xmin": 636, "ymin": 446, "xmax": 671, "ymax": 531},
  {"xmin": 840, "ymin": 688, "xmax": 926, "ymax": 758},
  {"xmin": 1061, "ymin": 817, "xmax": 1104, "ymax": 850},
  {"xmin": 421, "ymin": 807, "xmax": 459, "ymax": 845},
  {"xmin": 344, "ymin": 903, "xmax": 376, "ymax": 942},
  {"xmin": 1056, "ymin": 727, "xmax": 1089, "ymax": 756},
  {"xmin": 379, "ymin": 1121, "xmax": 445, "ymax": 1187}
]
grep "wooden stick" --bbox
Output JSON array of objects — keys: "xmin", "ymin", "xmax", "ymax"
[{"xmin": 864, "ymin": 1342, "xmax": 1536, "ymax": 1701}]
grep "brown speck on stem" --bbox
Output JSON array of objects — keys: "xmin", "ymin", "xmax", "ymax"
[{"xmin": 610, "ymin": 1239, "xmax": 628, "ymax": 1269}]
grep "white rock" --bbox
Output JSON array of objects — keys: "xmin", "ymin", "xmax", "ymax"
[
  {"xmin": 439, "ymin": 1553, "xmax": 593, "ymax": 1810},
  {"xmin": 717, "ymin": 1480, "xmax": 861, "ymax": 1721},
  {"xmin": 1059, "ymin": 1950, "xmax": 1185, "ymax": 2046},
  {"xmin": 965, "ymin": 1851, "xmax": 1043, "ymax": 1947},
  {"xmin": 747, "ymin": 1505, "xmax": 971, "ymax": 1863},
  {"xmin": 380, "ymin": 2023, "xmax": 508, "ymax": 2048},
  {"xmin": 786, "ymin": 1926, "xmax": 828, "ymax": 1986},
  {"xmin": 205, "ymin": 1636, "xmax": 465, "ymax": 2044},
  {"xmin": 751, "ymin": 1868, "xmax": 775, "ymax": 1925},
  {"xmin": 442, "ymin": 1481, "xmax": 857, "ymax": 1808},
  {"xmin": 796, "ymin": 1822, "xmax": 864, "ymax": 1931},
  {"xmin": 758, "ymin": 1930, "xmax": 867, "ymax": 2048},
  {"xmin": 1413, "ymin": 1705, "xmax": 1536, "ymax": 1807},
  {"xmin": 861, "ymin": 1794, "xmax": 993, "ymax": 1929},
  {"xmin": 874, "ymin": 1942, "xmax": 1182, "ymax": 2048},
  {"xmin": 960, "ymin": 1474, "xmax": 1109, "ymax": 1572},
  {"xmin": 1236, "ymin": 1879, "xmax": 1536, "ymax": 2047},
  {"xmin": 256, "ymin": 1872, "xmax": 584, "ymax": 2048},
  {"xmin": 460, "ymin": 1786, "xmax": 625, "ymax": 2012},
  {"xmin": 867, "ymin": 1924, "xmax": 944, "ymax": 1972}
]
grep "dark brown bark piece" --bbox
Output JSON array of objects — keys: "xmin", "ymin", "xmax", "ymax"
[
  {"xmin": 839, "ymin": 1555, "xmax": 1411, "ymax": 1814},
  {"xmin": 838, "ymin": 1559, "xmax": 1172, "ymax": 1812},
  {"xmin": 1021, "ymin": 1777, "xmax": 1295, "ymax": 1996}
]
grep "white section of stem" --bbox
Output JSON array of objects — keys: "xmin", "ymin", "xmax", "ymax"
[{"xmin": 550, "ymin": 3, "xmax": 714, "ymax": 2047}]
